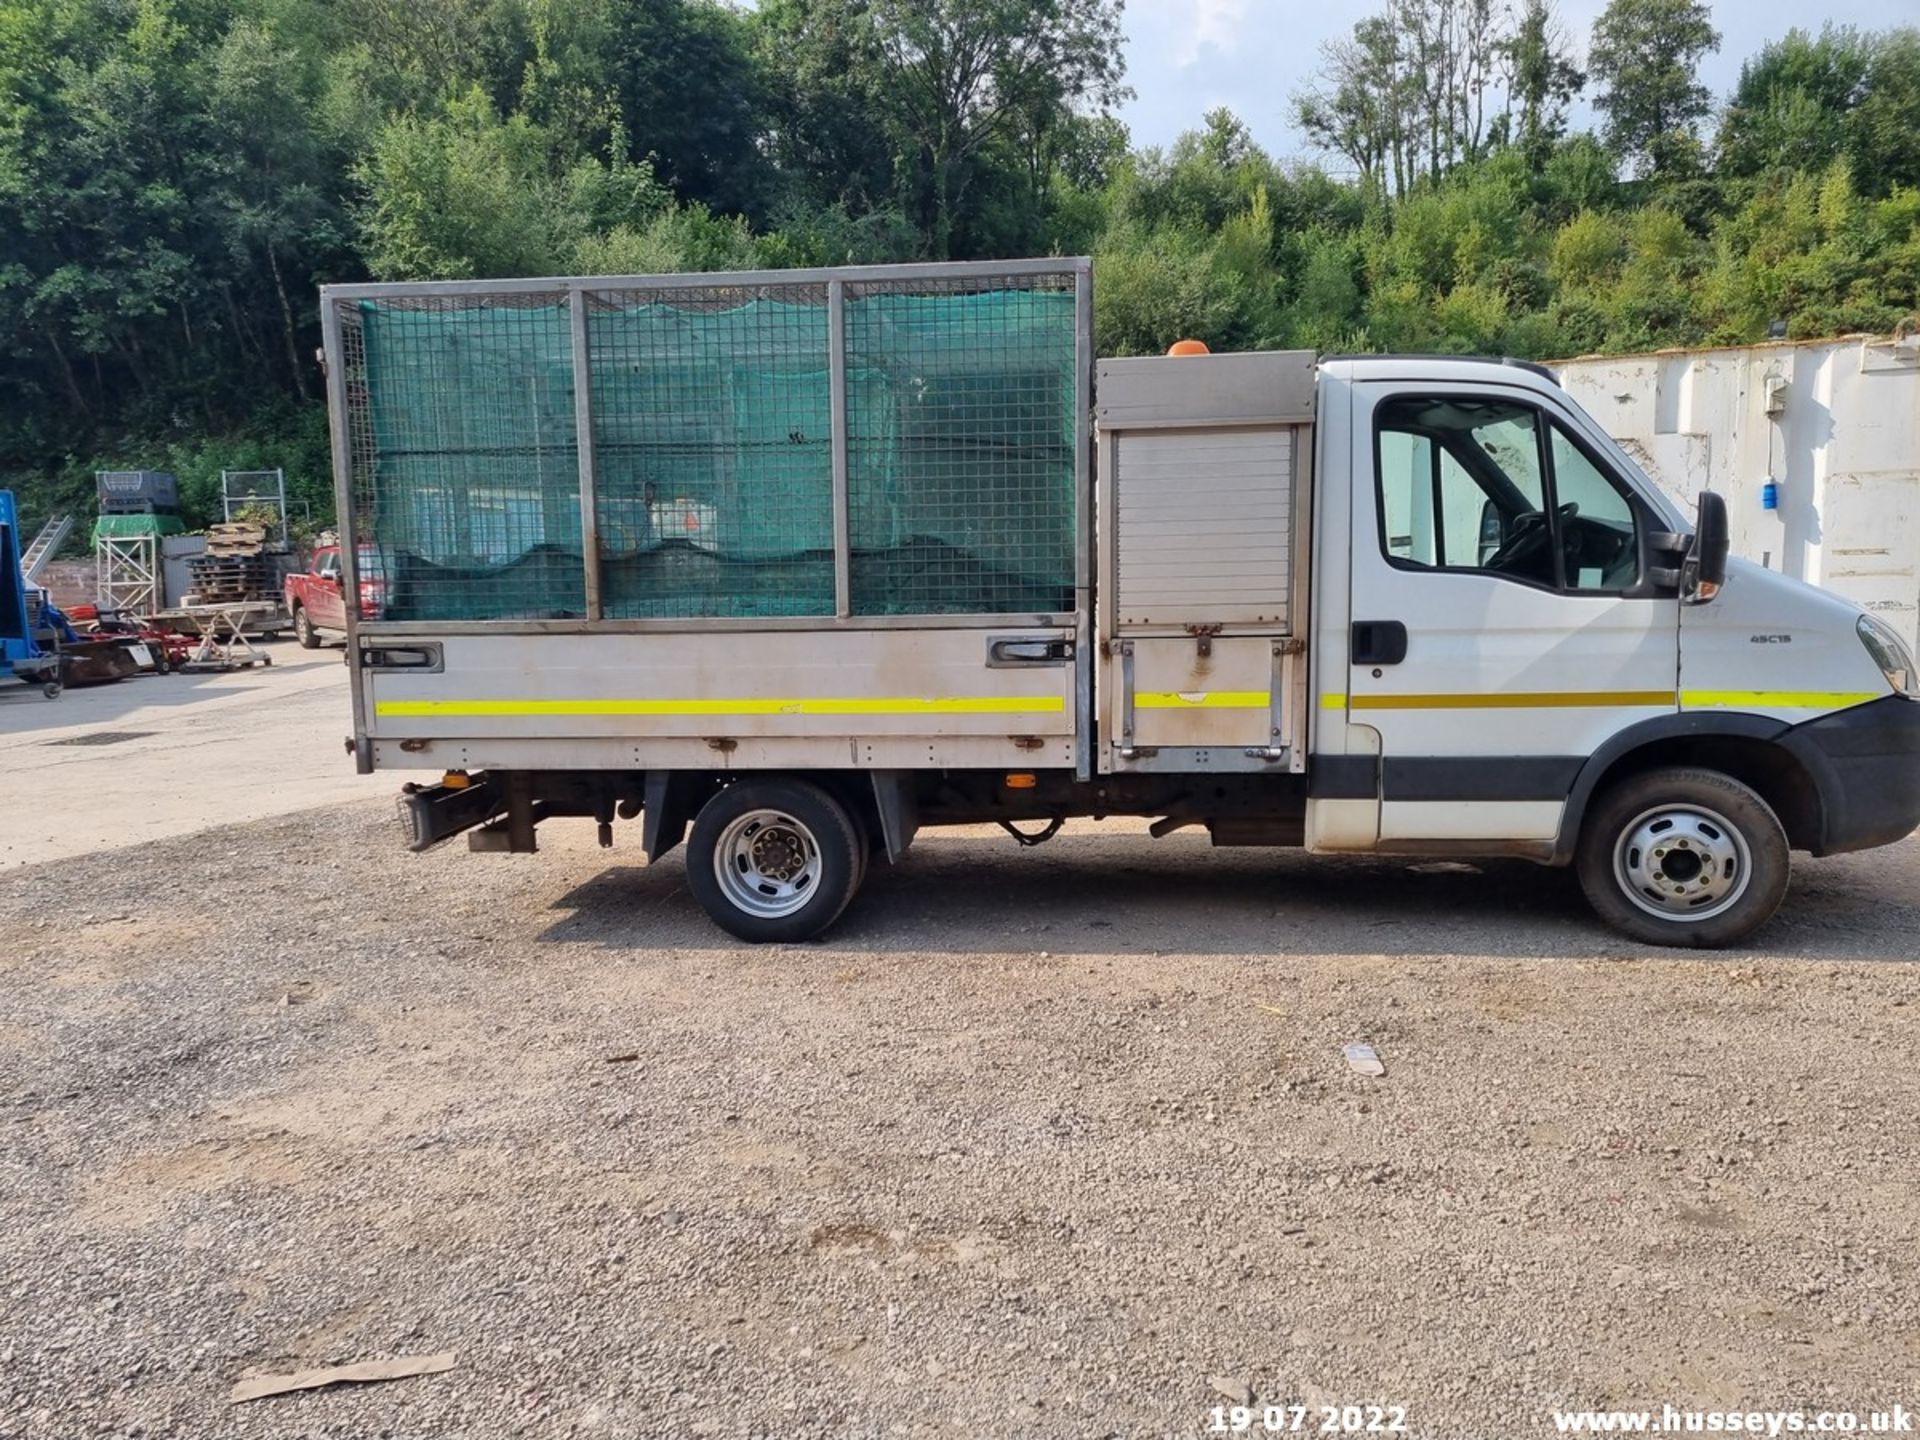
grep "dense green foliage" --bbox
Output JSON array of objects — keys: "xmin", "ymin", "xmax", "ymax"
[{"xmin": 3, "ymin": 0, "xmax": 1918, "ymax": 535}]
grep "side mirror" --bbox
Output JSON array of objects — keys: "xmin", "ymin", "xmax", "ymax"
[
  {"xmin": 1478, "ymin": 499, "xmax": 1504, "ymax": 565},
  {"xmin": 1685, "ymin": 491, "xmax": 1730, "ymax": 603}
]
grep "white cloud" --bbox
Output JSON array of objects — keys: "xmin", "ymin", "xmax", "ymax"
[{"xmin": 1173, "ymin": 0, "xmax": 1253, "ymax": 68}]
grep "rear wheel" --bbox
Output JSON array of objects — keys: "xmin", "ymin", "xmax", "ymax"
[
  {"xmin": 686, "ymin": 779, "xmax": 864, "ymax": 943},
  {"xmin": 292, "ymin": 604, "xmax": 319, "ymax": 649},
  {"xmin": 1577, "ymin": 766, "xmax": 1789, "ymax": 948}
]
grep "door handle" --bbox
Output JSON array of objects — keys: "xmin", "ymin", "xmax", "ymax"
[
  {"xmin": 987, "ymin": 636, "xmax": 1073, "ymax": 667},
  {"xmin": 1351, "ymin": 621, "xmax": 1408, "ymax": 666}
]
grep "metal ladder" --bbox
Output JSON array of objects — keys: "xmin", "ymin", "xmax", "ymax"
[{"xmin": 18, "ymin": 512, "xmax": 73, "ymax": 584}]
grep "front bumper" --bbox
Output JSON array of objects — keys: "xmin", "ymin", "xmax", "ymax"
[{"xmin": 1780, "ymin": 694, "xmax": 1920, "ymax": 855}]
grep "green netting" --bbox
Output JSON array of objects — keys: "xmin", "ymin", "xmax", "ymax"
[
  {"xmin": 358, "ymin": 297, "xmax": 584, "ymax": 621},
  {"xmin": 91, "ymin": 514, "xmax": 185, "ymax": 547},
  {"xmin": 346, "ymin": 272, "xmax": 1080, "ymax": 623},
  {"xmin": 845, "ymin": 285, "xmax": 1077, "ymax": 615},
  {"xmin": 588, "ymin": 294, "xmax": 836, "ymax": 618}
]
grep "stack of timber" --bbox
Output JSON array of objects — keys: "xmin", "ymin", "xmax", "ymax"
[{"xmin": 204, "ymin": 522, "xmax": 268, "ymax": 556}]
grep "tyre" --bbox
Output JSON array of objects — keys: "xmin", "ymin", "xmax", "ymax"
[
  {"xmin": 842, "ymin": 797, "xmax": 874, "ymax": 892},
  {"xmin": 292, "ymin": 604, "xmax": 319, "ymax": 649},
  {"xmin": 685, "ymin": 778, "xmax": 864, "ymax": 943},
  {"xmin": 1576, "ymin": 766, "xmax": 1789, "ymax": 948}
]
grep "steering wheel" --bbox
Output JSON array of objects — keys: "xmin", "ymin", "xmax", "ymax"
[{"xmin": 1486, "ymin": 502, "xmax": 1578, "ymax": 575}]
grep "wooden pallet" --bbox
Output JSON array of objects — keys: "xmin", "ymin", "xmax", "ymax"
[{"xmin": 186, "ymin": 554, "xmax": 273, "ymax": 604}]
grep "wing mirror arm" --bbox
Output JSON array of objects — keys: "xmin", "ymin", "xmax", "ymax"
[{"xmin": 1681, "ymin": 491, "xmax": 1731, "ymax": 605}]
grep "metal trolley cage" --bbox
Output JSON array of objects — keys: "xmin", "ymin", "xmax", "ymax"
[
  {"xmin": 221, "ymin": 469, "xmax": 301, "ymax": 544},
  {"xmin": 320, "ymin": 258, "xmax": 1096, "ymax": 777}
]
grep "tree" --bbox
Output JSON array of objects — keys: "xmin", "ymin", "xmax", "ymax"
[
  {"xmin": 1847, "ymin": 29, "xmax": 1920, "ymax": 196},
  {"xmin": 354, "ymin": 90, "xmax": 564, "ymax": 279},
  {"xmin": 1588, "ymin": 0, "xmax": 1719, "ymax": 176},
  {"xmin": 1717, "ymin": 26, "xmax": 1871, "ymax": 180},
  {"xmin": 206, "ymin": 19, "xmax": 348, "ymax": 400},
  {"xmin": 1296, "ymin": 14, "xmax": 1409, "ymax": 197},
  {"xmin": 1299, "ymin": 0, "xmax": 1516, "ymax": 198},
  {"xmin": 334, "ymin": 0, "xmax": 506, "ymax": 110},
  {"xmin": 1500, "ymin": 0, "xmax": 1584, "ymax": 169},
  {"xmin": 854, "ymin": 0, "xmax": 1128, "ymax": 257},
  {"xmin": 605, "ymin": 0, "xmax": 774, "ymax": 221},
  {"xmin": 1092, "ymin": 226, "xmax": 1255, "ymax": 355},
  {"xmin": 353, "ymin": 91, "xmax": 682, "ymax": 279},
  {"xmin": 1386, "ymin": 0, "xmax": 1503, "ymax": 180},
  {"xmin": 754, "ymin": 0, "xmax": 899, "ymax": 219},
  {"xmin": 1447, "ymin": 0, "xmax": 1500, "ymax": 166}
]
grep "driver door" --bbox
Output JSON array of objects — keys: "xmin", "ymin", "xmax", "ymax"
[
  {"xmin": 1343, "ymin": 383, "xmax": 1679, "ymax": 845},
  {"xmin": 312, "ymin": 549, "xmax": 347, "ymax": 630}
]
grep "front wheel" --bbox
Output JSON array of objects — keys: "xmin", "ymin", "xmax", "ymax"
[
  {"xmin": 685, "ymin": 779, "xmax": 865, "ymax": 943},
  {"xmin": 1576, "ymin": 766, "xmax": 1789, "ymax": 948}
]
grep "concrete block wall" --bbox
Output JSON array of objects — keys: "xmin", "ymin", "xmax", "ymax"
[{"xmin": 34, "ymin": 560, "xmax": 97, "ymax": 610}]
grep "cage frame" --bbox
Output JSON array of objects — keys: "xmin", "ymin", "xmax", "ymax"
[{"xmin": 319, "ymin": 257, "xmax": 1093, "ymax": 631}]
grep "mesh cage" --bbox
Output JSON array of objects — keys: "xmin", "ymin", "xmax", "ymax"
[
  {"xmin": 844, "ymin": 272, "xmax": 1078, "ymax": 616},
  {"xmin": 587, "ymin": 283, "xmax": 834, "ymax": 619},
  {"xmin": 343, "ymin": 292, "xmax": 583, "ymax": 622},
  {"xmin": 333, "ymin": 262, "xmax": 1084, "ymax": 624}
]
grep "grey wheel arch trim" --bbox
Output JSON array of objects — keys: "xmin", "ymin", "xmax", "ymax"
[{"xmin": 1551, "ymin": 712, "xmax": 1792, "ymax": 866}]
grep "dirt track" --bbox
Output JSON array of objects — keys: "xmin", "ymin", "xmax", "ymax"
[{"xmin": 3, "ymin": 804, "xmax": 1917, "ymax": 1438}]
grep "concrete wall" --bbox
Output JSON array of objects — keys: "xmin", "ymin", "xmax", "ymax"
[{"xmin": 1558, "ymin": 334, "xmax": 1920, "ymax": 649}]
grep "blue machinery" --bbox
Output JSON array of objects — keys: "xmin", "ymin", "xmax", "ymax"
[{"xmin": 1, "ymin": 491, "xmax": 62, "ymax": 699}]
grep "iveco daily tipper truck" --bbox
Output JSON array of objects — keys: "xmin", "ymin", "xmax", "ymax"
[{"xmin": 318, "ymin": 258, "xmax": 1920, "ymax": 947}]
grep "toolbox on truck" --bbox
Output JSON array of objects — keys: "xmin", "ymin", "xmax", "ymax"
[{"xmin": 1094, "ymin": 350, "xmax": 1316, "ymax": 771}]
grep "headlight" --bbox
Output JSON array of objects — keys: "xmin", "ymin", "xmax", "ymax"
[{"xmin": 1858, "ymin": 615, "xmax": 1917, "ymax": 697}]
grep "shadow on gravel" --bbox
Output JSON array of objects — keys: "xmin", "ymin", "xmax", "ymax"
[{"xmin": 536, "ymin": 832, "xmax": 1920, "ymax": 964}]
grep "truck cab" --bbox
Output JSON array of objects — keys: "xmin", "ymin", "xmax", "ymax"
[
  {"xmin": 318, "ymin": 260, "xmax": 1920, "ymax": 949},
  {"xmin": 1300, "ymin": 356, "xmax": 1918, "ymax": 940}
]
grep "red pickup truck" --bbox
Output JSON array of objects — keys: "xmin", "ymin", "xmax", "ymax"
[{"xmin": 285, "ymin": 544, "xmax": 384, "ymax": 647}]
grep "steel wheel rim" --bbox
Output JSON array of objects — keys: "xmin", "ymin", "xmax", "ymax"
[
  {"xmin": 1613, "ymin": 802, "xmax": 1753, "ymax": 922},
  {"xmin": 714, "ymin": 809, "xmax": 823, "ymax": 919}
]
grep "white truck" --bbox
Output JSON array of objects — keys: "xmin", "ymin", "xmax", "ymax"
[{"xmin": 319, "ymin": 258, "xmax": 1920, "ymax": 948}]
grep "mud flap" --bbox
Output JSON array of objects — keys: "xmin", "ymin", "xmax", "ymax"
[
  {"xmin": 869, "ymin": 771, "xmax": 920, "ymax": 862},
  {"xmin": 642, "ymin": 771, "xmax": 706, "ymax": 863}
]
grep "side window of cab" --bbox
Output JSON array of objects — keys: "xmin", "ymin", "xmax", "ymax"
[{"xmin": 1375, "ymin": 395, "xmax": 1645, "ymax": 594}]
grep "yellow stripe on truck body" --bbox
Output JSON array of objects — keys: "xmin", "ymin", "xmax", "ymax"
[
  {"xmin": 1350, "ymin": 689, "xmax": 1676, "ymax": 711},
  {"xmin": 1133, "ymin": 690, "xmax": 1270, "ymax": 710},
  {"xmin": 377, "ymin": 695, "xmax": 1065, "ymax": 719},
  {"xmin": 1682, "ymin": 690, "xmax": 1880, "ymax": 711},
  {"xmin": 1320, "ymin": 689, "xmax": 1880, "ymax": 715}
]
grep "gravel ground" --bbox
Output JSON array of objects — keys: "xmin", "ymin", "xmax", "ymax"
[{"xmin": 2, "ymin": 805, "xmax": 1917, "ymax": 1439}]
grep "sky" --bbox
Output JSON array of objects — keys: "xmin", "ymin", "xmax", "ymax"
[{"xmin": 1117, "ymin": 0, "xmax": 1920, "ymax": 161}]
